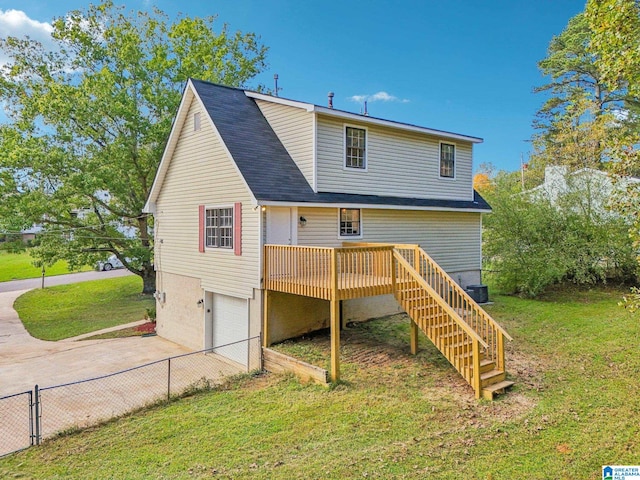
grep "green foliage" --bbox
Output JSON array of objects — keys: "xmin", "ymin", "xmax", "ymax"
[
  {"xmin": 530, "ymin": 10, "xmax": 632, "ymax": 176},
  {"xmin": 0, "ymin": 238, "xmax": 26, "ymax": 253},
  {"xmin": 0, "ymin": 1, "xmax": 268, "ymax": 293},
  {"xmin": 14, "ymin": 275, "xmax": 154, "ymax": 340},
  {"xmin": 2, "ymin": 291, "xmax": 640, "ymax": 478},
  {"xmin": 585, "ymin": 0, "xmax": 640, "ymax": 311},
  {"xmin": 483, "ymin": 177, "xmax": 638, "ymax": 297},
  {"xmin": 144, "ymin": 306, "xmax": 157, "ymax": 321},
  {"xmin": 586, "ymin": 0, "xmax": 640, "ymax": 99}
]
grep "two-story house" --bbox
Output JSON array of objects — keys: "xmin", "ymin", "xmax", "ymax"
[{"xmin": 144, "ymin": 79, "xmax": 512, "ymax": 399}]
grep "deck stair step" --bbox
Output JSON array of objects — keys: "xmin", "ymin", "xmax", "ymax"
[
  {"xmin": 481, "ymin": 369, "xmax": 506, "ymax": 388},
  {"xmin": 481, "ymin": 380, "xmax": 515, "ymax": 400},
  {"xmin": 479, "ymin": 359, "xmax": 495, "ymax": 374},
  {"xmin": 390, "ymin": 245, "xmax": 513, "ymax": 400}
]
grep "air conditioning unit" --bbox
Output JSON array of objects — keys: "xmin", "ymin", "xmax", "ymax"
[{"xmin": 466, "ymin": 284, "xmax": 489, "ymax": 304}]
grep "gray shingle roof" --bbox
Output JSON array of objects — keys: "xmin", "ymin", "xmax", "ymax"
[{"xmin": 191, "ymin": 79, "xmax": 491, "ymax": 212}]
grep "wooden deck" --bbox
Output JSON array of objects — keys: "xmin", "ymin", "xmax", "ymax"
[
  {"xmin": 262, "ymin": 243, "xmax": 513, "ymax": 399},
  {"xmin": 264, "ymin": 244, "xmax": 397, "ymax": 300}
]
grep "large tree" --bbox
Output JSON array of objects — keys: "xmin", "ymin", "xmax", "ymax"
[
  {"xmin": 586, "ymin": 0, "xmax": 640, "ymax": 310},
  {"xmin": 530, "ymin": 11, "xmax": 631, "ymax": 173},
  {"xmin": 0, "ymin": 1, "xmax": 267, "ymax": 293}
]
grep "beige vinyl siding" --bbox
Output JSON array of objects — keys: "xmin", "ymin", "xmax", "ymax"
[
  {"xmin": 316, "ymin": 114, "xmax": 473, "ymax": 201},
  {"xmin": 297, "ymin": 207, "xmax": 481, "ymax": 273},
  {"xmin": 155, "ymin": 97, "xmax": 260, "ymax": 299},
  {"xmin": 255, "ymin": 100, "xmax": 314, "ymax": 188}
]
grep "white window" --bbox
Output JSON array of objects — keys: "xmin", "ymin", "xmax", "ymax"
[
  {"xmin": 345, "ymin": 127, "xmax": 366, "ymax": 169},
  {"xmin": 440, "ymin": 142, "xmax": 455, "ymax": 178},
  {"xmin": 339, "ymin": 208, "xmax": 361, "ymax": 237},
  {"xmin": 205, "ymin": 207, "xmax": 233, "ymax": 248}
]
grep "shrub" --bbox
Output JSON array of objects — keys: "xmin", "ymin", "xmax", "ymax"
[{"xmin": 483, "ymin": 184, "xmax": 638, "ymax": 297}]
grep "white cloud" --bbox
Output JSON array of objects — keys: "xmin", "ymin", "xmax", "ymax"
[
  {"xmin": 349, "ymin": 94, "xmax": 368, "ymax": 103},
  {"xmin": 370, "ymin": 91, "xmax": 396, "ymax": 102},
  {"xmin": 0, "ymin": 9, "xmax": 55, "ymax": 66},
  {"xmin": 348, "ymin": 91, "xmax": 409, "ymax": 104}
]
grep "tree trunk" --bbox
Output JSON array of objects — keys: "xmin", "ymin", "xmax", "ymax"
[
  {"xmin": 137, "ymin": 214, "xmax": 156, "ymax": 295},
  {"xmin": 140, "ymin": 264, "xmax": 156, "ymax": 295}
]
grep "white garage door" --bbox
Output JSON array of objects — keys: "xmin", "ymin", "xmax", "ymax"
[{"xmin": 212, "ymin": 293, "xmax": 249, "ymax": 367}]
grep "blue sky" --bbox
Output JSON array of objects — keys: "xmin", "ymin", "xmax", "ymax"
[{"xmin": 0, "ymin": 0, "xmax": 587, "ymax": 172}]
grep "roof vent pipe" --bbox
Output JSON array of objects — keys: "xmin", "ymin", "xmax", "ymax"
[
  {"xmin": 328, "ymin": 92, "xmax": 334, "ymax": 109},
  {"xmin": 364, "ymin": 100, "xmax": 368, "ymax": 116}
]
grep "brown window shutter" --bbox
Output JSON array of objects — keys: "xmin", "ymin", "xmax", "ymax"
[
  {"xmin": 234, "ymin": 202, "xmax": 242, "ymax": 256},
  {"xmin": 198, "ymin": 205, "xmax": 205, "ymax": 253}
]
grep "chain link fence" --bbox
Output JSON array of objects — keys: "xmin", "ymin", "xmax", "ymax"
[
  {"xmin": 0, "ymin": 390, "xmax": 33, "ymax": 457},
  {"xmin": 1, "ymin": 337, "xmax": 261, "ymax": 458}
]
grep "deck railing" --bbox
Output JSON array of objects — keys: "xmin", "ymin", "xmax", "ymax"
[
  {"xmin": 393, "ymin": 251, "xmax": 485, "ymax": 394},
  {"xmin": 395, "ymin": 246, "xmax": 512, "ymax": 371},
  {"xmin": 264, "ymin": 245, "xmax": 395, "ymax": 301},
  {"xmin": 264, "ymin": 242, "xmax": 512, "ymax": 397},
  {"xmin": 264, "ymin": 245, "xmax": 333, "ymax": 300}
]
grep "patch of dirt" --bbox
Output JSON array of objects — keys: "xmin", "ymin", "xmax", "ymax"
[{"xmin": 276, "ymin": 314, "xmax": 542, "ymax": 420}]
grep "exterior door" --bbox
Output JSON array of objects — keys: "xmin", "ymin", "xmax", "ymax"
[{"xmin": 266, "ymin": 207, "xmax": 297, "ymax": 245}]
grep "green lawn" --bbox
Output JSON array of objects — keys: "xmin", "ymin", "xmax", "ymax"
[
  {"xmin": 14, "ymin": 276, "xmax": 155, "ymax": 340},
  {"xmin": 2, "ymin": 288, "xmax": 639, "ymax": 479},
  {"xmin": 0, "ymin": 251, "xmax": 90, "ymax": 282}
]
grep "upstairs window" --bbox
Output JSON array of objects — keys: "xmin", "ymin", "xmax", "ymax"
[
  {"xmin": 339, "ymin": 208, "xmax": 361, "ymax": 237},
  {"xmin": 205, "ymin": 207, "xmax": 233, "ymax": 248},
  {"xmin": 440, "ymin": 143, "xmax": 455, "ymax": 178},
  {"xmin": 345, "ymin": 127, "xmax": 366, "ymax": 169},
  {"xmin": 194, "ymin": 112, "xmax": 201, "ymax": 131}
]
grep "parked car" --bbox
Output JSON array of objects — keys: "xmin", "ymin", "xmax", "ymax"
[{"xmin": 97, "ymin": 254, "xmax": 124, "ymax": 271}]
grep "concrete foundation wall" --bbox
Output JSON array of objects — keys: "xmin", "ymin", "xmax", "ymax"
[
  {"xmin": 452, "ymin": 270, "xmax": 482, "ymax": 290},
  {"xmin": 342, "ymin": 294, "xmax": 403, "ymax": 323},
  {"xmin": 156, "ymin": 271, "xmax": 204, "ymax": 351},
  {"xmin": 248, "ymin": 292, "xmax": 263, "ymax": 370},
  {"xmin": 268, "ymin": 292, "xmax": 330, "ymax": 344}
]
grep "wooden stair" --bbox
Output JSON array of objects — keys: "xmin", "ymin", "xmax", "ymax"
[{"xmin": 392, "ymin": 247, "xmax": 514, "ymax": 400}]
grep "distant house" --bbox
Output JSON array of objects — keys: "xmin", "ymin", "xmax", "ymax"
[
  {"xmin": 143, "ymin": 79, "xmax": 513, "ymax": 399},
  {"xmin": 19, "ymin": 225, "xmax": 42, "ymax": 243},
  {"xmin": 527, "ymin": 165, "xmax": 640, "ymax": 221}
]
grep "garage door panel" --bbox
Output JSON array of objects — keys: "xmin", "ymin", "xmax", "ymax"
[{"xmin": 212, "ymin": 293, "xmax": 248, "ymax": 367}]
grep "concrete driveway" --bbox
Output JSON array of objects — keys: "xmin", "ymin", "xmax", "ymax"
[
  {"xmin": 0, "ymin": 286, "xmax": 249, "ymax": 457},
  {"xmin": 0, "ymin": 288, "xmax": 191, "ymax": 397}
]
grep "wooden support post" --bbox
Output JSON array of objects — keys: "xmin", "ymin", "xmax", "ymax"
[
  {"xmin": 330, "ymin": 249, "xmax": 340, "ymax": 382},
  {"xmin": 410, "ymin": 319, "xmax": 419, "ymax": 355},
  {"xmin": 340, "ymin": 300, "xmax": 347, "ymax": 330},
  {"xmin": 262, "ymin": 289, "xmax": 270, "ymax": 348},
  {"xmin": 472, "ymin": 339, "xmax": 481, "ymax": 399},
  {"xmin": 330, "ymin": 299, "xmax": 340, "ymax": 382}
]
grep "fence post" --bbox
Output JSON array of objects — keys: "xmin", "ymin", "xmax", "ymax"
[
  {"xmin": 28, "ymin": 390, "xmax": 34, "ymax": 446},
  {"xmin": 167, "ymin": 357, "xmax": 171, "ymax": 400},
  {"xmin": 34, "ymin": 385, "xmax": 41, "ymax": 445}
]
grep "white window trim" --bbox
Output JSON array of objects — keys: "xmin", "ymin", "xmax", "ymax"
[
  {"xmin": 439, "ymin": 141, "xmax": 456, "ymax": 180},
  {"xmin": 343, "ymin": 124, "xmax": 368, "ymax": 172},
  {"xmin": 194, "ymin": 111, "xmax": 201, "ymax": 131},
  {"xmin": 337, "ymin": 207, "xmax": 364, "ymax": 239},
  {"xmin": 204, "ymin": 204, "xmax": 235, "ymax": 251}
]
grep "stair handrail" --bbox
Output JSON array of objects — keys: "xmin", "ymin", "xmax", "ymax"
[
  {"xmin": 393, "ymin": 251, "xmax": 489, "ymax": 349},
  {"xmin": 411, "ymin": 247, "xmax": 513, "ymax": 342}
]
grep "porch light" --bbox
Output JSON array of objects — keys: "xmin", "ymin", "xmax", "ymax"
[{"xmin": 299, "ymin": 216, "xmax": 307, "ymax": 227}]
